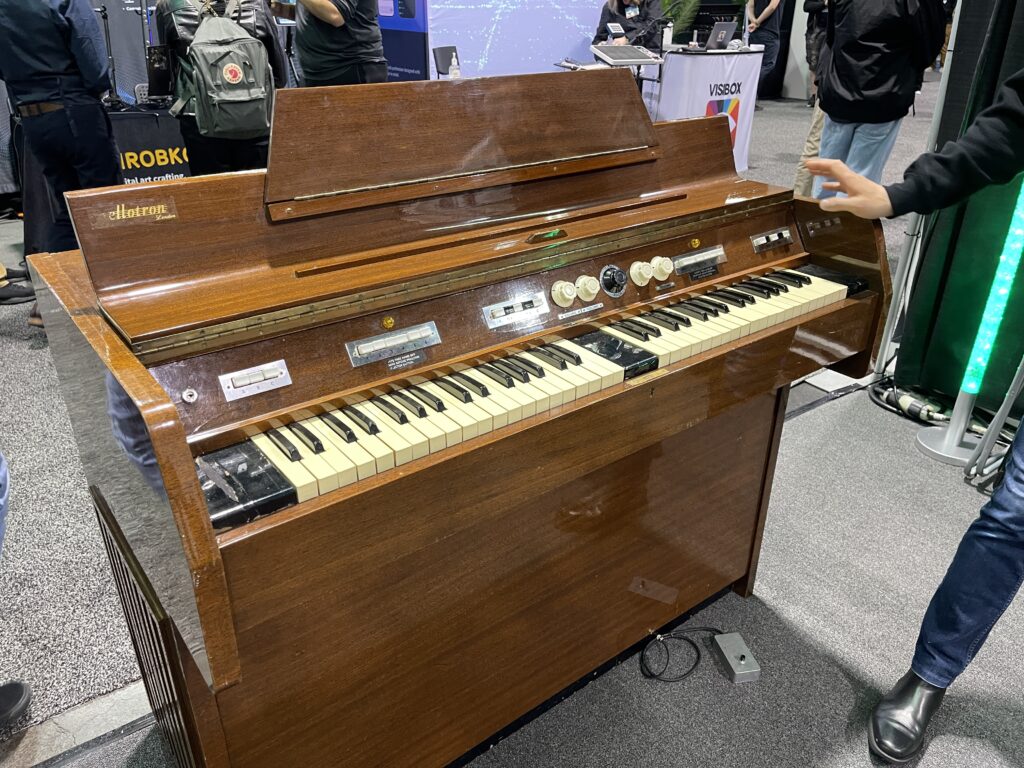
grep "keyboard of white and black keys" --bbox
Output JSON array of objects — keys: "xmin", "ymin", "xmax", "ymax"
[{"xmin": 197, "ymin": 269, "xmax": 851, "ymax": 528}]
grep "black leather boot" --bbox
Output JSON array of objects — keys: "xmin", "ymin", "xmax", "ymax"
[
  {"xmin": 0, "ymin": 680, "xmax": 32, "ymax": 728},
  {"xmin": 869, "ymin": 670, "xmax": 946, "ymax": 763}
]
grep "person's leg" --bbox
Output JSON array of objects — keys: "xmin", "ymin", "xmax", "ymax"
[
  {"xmin": 178, "ymin": 116, "xmax": 234, "ymax": 176},
  {"xmin": 356, "ymin": 62, "xmax": 389, "ymax": 84},
  {"xmin": 20, "ymin": 111, "xmax": 81, "ymax": 253},
  {"xmin": 794, "ymin": 104, "xmax": 826, "ymax": 197},
  {"xmin": 226, "ymin": 138, "xmax": 270, "ymax": 174},
  {"xmin": 64, "ymin": 102, "xmax": 122, "ymax": 190},
  {"xmin": 870, "ymin": 429, "xmax": 1024, "ymax": 762},
  {"xmin": 841, "ymin": 118, "xmax": 902, "ymax": 185},
  {"xmin": 751, "ymin": 30, "xmax": 779, "ymax": 85},
  {"xmin": 914, "ymin": 429, "xmax": 1024, "ymax": 687},
  {"xmin": 0, "ymin": 453, "xmax": 32, "ymax": 729},
  {"xmin": 813, "ymin": 115, "xmax": 855, "ymax": 198}
]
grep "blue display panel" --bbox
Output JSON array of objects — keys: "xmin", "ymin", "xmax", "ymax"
[{"xmin": 428, "ymin": 0, "xmax": 600, "ymax": 78}]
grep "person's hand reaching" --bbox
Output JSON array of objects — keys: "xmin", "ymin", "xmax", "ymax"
[{"xmin": 805, "ymin": 159, "xmax": 895, "ymax": 219}]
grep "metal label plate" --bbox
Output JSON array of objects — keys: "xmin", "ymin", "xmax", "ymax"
[
  {"xmin": 346, "ymin": 321, "xmax": 441, "ymax": 368},
  {"xmin": 218, "ymin": 359, "xmax": 292, "ymax": 402}
]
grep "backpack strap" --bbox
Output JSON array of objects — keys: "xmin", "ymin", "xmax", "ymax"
[{"xmin": 223, "ymin": 0, "xmax": 242, "ymax": 20}]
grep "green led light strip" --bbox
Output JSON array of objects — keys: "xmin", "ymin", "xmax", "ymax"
[{"xmin": 962, "ymin": 178, "xmax": 1024, "ymax": 394}]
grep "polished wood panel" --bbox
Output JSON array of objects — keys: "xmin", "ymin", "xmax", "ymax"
[
  {"xmin": 64, "ymin": 116, "xmax": 746, "ymax": 356},
  {"xmin": 31, "ymin": 252, "xmax": 241, "ymax": 692},
  {"xmin": 217, "ymin": 393, "xmax": 778, "ymax": 767},
  {"xmin": 33, "ymin": 71, "xmax": 890, "ymax": 768},
  {"xmin": 264, "ymin": 70, "xmax": 659, "ymax": 216}
]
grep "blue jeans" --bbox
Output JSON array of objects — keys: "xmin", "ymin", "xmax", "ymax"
[
  {"xmin": 0, "ymin": 453, "xmax": 8, "ymax": 557},
  {"xmin": 912, "ymin": 429, "xmax": 1024, "ymax": 688},
  {"xmin": 813, "ymin": 115, "xmax": 902, "ymax": 198}
]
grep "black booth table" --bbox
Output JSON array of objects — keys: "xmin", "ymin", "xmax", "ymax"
[{"xmin": 23, "ymin": 108, "xmax": 189, "ymax": 257}]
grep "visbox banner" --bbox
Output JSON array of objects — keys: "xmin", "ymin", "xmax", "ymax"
[{"xmin": 649, "ymin": 51, "xmax": 763, "ymax": 172}]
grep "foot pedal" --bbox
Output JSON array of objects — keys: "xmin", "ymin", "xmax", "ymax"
[{"xmin": 712, "ymin": 632, "xmax": 760, "ymax": 683}]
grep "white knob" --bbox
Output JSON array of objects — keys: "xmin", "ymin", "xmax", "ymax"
[
  {"xmin": 651, "ymin": 256, "xmax": 675, "ymax": 282},
  {"xmin": 551, "ymin": 280, "xmax": 577, "ymax": 308},
  {"xmin": 575, "ymin": 275, "xmax": 600, "ymax": 302},
  {"xmin": 629, "ymin": 261, "xmax": 654, "ymax": 287}
]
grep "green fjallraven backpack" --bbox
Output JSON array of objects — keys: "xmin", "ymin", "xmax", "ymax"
[{"xmin": 171, "ymin": 0, "xmax": 274, "ymax": 139}]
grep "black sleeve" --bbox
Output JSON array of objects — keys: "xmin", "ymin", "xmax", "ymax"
[
  {"xmin": 886, "ymin": 67, "xmax": 1024, "ymax": 216},
  {"xmin": 907, "ymin": 0, "xmax": 946, "ymax": 71},
  {"xmin": 638, "ymin": 0, "xmax": 663, "ymax": 48},
  {"xmin": 259, "ymin": 0, "xmax": 287, "ymax": 87},
  {"xmin": 803, "ymin": 0, "xmax": 825, "ymax": 12},
  {"xmin": 593, "ymin": 6, "xmax": 612, "ymax": 45}
]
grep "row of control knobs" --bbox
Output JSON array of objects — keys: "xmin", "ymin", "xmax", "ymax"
[{"xmin": 550, "ymin": 257, "xmax": 675, "ymax": 308}]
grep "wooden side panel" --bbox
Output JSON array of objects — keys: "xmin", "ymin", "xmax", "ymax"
[
  {"xmin": 96, "ymin": 497, "xmax": 229, "ymax": 768},
  {"xmin": 264, "ymin": 70, "xmax": 659, "ymax": 211},
  {"xmin": 30, "ymin": 251, "xmax": 240, "ymax": 692}
]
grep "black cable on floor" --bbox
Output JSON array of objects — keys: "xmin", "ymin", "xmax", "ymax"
[{"xmin": 639, "ymin": 626, "xmax": 723, "ymax": 683}]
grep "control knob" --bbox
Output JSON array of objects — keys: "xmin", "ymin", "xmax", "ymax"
[
  {"xmin": 575, "ymin": 275, "xmax": 601, "ymax": 303},
  {"xmin": 651, "ymin": 256, "xmax": 675, "ymax": 282},
  {"xmin": 629, "ymin": 260, "xmax": 654, "ymax": 287},
  {"xmin": 551, "ymin": 280, "xmax": 577, "ymax": 308},
  {"xmin": 601, "ymin": 265, "xmax": 628, "ymax": 296}
]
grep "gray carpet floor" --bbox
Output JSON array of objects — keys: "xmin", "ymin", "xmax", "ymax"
[
  {"xmin": 0, "ymin": 75, "xmax": 960, "ymax": 753},
  {"xmin": 55, "ymin": 393, "xmax": 1024, "ymax": 768}
]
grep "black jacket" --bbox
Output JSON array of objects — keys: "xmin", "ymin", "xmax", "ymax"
[
  {"xmin": 818, "ymin": 0, "xmax": 945, "ymax": 124},
  {"xmin": 886, "ymin": 67, "xmax": 1024, "ymax": 216},
  {"xmin": 803, "ymin": 0, "xmax": 826, "ymax": 27},
  {"xmin": 592, "ymin": 0, "xmax": 664, "ymax": 51},
  {"xmin": 156, "ymin": 0, "xmax": 286, "ymax": 114}
]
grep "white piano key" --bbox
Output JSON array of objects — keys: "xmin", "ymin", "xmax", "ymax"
[
  {"xmin": 364, "ymin": 399, "xmax": 432, "ymax": 460},
  {"xmin": 346, "ymin": 401, "xmax": 416, "ymax": 465},
  {"xmin": 251, "ymin": 433, "xmax": 318, "ymax": 503},
  {"xmin": 326, "ymin": 407, "xmax": 396, "ymax": 472},
  {"xmin": 305, "ymin": 416, "xmax": 377, "ymax": 482}
]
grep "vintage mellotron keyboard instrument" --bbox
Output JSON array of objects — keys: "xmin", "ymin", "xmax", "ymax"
[{"xmin": 31, "ymin": 70, "xmax": 889, "ymax": 768}]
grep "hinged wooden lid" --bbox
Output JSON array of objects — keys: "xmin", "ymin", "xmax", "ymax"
[{"xmin": 263, "ymin": 68, "xmax": 661, "ymax": 221}]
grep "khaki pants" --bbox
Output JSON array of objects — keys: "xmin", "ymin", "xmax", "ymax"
[{"xmin": 793, "ymin": 104, "xmax": 826, "ymax": 197}]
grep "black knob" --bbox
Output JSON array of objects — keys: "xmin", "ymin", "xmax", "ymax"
[{"xmin": 602, "ymin": 266, "xmax": 627, "ymax": 293}]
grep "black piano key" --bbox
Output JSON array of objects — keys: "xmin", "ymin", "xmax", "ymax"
[
  {"xmin": 342, "ymin": 405, "xmax": 381, "ymax": 435},
  {"xmin": 288, "ymin": 422, "xmax": 324, "ymax": 453},
  {"xmin": 321, "ymin": 411, "xmax": 358, "ymax": 442},
  {"xmin": 716, "ymin": 287, "xmax": 757, "ymax": 304},
  {"xmin": 747, "ymin": 278, "xmax": 782, "ymax": 295},
  {"xmin": 510, "ymin": 354, "xmax": 545, "ymax": 378},
  {"xmin": 777, "ymin": 269, "xmax": 812, "ymax": 285},
  {"xmin": 686, "ymin": 298, "xmax": 721, "ymax": 317},
  {"xmin": 643, "ymin": 312, "xmax": 680, "ymax": 331},
  {"xmin": 198, "ymin": 441, "xmax": 298, "ymax": 529},
  {"xmin": 527, "ymin": 347, "xmax": 568, "ymax": 370},
  {"xmin": 452, "ymin": 371, "xmax": 489, "ymax": 397},
  {"xmin": 435, "ymin": 377, "xmax": 473, "ymax": 403},
  {"xmin": 477, "ymin": 363, "xmax": 516, "ymax": 388},
  {"xmin": 768, "ymin": 271, "xmax": 804, "ymax": 288},
  {"xmin": 651, "ymin": 309, "xmax": 689, "ymax": 328},
  {"xmin": 372, "ymin": 396, "xmax": 409, "ymax": 425},
  {"xmin": 623, "ymin": 318, "xmax": 661, "ymax": 338},
  {"xmin": 694, "ymin": 295, "xmax": 730, "ymax": 313},
  {"xmin": 409, "ymin": 384, "xmax": 447, "ymax": 411},
  {"xmin": 735, "ymin": 282, "xmax": 771, "ymax": 299},
  {"xmin": 753, "ymin": 276, "xmax": 788, "ymax": 293},
  {"xmin": 610, "ymin": 322, "xmax": 649, "ymax": 342},
  {"xmin": 546, "ymin": 344, "xmax": 582, "ymax": 366},
  {"xmin": 707, "ymin": 290, "xmax": 747, "ymax": 308},
  {"xmin": 492, "ymin": 358, "xmax": 530, "ymax": 383},
  {"xmin": 268, "ymin": 428, "xmax": 302, "ymax": 461},
  {"xmin": 391, "ymin": 390, "xmax": 428, "ymax": 418},
  {"xmin": 671, "ymin": 303, "xmax": 709, "ymax": 322}
]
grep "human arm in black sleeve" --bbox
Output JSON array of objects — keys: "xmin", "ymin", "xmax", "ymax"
[
  {"xmin": 886, "ymin": 66, "xmax": 1024, "ymax": 216},
  {"xmin": 258, "ymin": 0, "xmax": 288, "ymax": 87},
  {"xmin": 593, "ymin": 5, "xmax": 613, "ymax": 45},
  {"xmin": 803, "ymin": 0, "xmax": 826, "ymax": 12}
]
